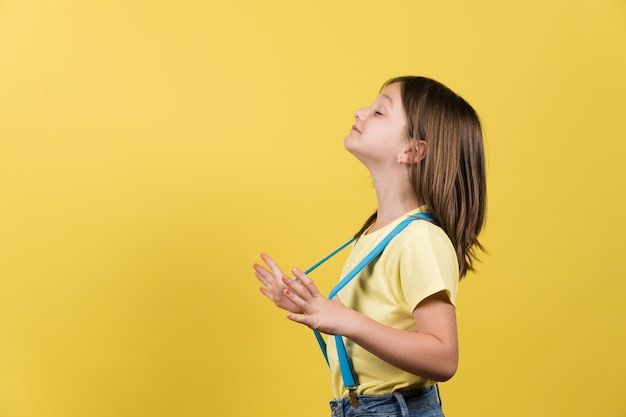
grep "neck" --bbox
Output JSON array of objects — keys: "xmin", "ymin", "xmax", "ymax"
[{"xmin": 368, "ymin": 170, "xmax": 421, "ymax": 233}]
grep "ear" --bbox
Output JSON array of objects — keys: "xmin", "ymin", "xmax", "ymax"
[{"xmin": 398, "ymin": 140, "xmax": 427, "ymax": 165}]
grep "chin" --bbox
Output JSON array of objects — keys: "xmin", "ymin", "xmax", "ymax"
[
  {"xmin": 343, "ymin": 132, "xmax": 360, "ymax": 150},
  {"xmin": 343, "ymin": 135, "xmax": 353, "ymax": 151}
]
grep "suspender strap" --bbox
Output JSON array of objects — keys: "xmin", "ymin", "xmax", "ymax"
[
  {"xmin": 303, "ymin": 212, "xmax": 435, "ymax": 392},
  {"xmin": 303, "ymin": 238, "xmax": 355, "ymax": 365},
  {"xmin": 304, "ymin": 238, "xmax": 355, "ymax": 276},
  {"xmin": 335, "ymin": 334, "xmax": 358, "ymax": 387}
]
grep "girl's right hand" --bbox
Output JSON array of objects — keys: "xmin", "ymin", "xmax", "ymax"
[{"xmin": 253, "ymin": 253, "xmax": 303, "ymax": 314}]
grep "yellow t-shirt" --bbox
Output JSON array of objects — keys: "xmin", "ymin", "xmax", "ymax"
[{"xmin": 327, "ymin": 208, "xmax": 459, "ymax": 399}]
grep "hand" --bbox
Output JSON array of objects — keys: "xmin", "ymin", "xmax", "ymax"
[
  {"xmin": 282, "ymin": 268, "xmax": 353, "ymax": 336},
  {"xmin": 254, "ymin": 253, "xmax": 303, "ymax": 314}
]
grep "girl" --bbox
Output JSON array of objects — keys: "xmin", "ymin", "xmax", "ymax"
[{"xmin": 253, "ymin": 76, "xmax": 486, "ymax": 417}]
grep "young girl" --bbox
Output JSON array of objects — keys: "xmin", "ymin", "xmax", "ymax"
[{"xmin": 253, "ymin": 76, "xmax": 486, "ymax": 417}]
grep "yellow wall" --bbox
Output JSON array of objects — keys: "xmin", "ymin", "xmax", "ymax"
[{"xmin": 1, "ymin": 1, "xmax": 625, "ymax": 416}]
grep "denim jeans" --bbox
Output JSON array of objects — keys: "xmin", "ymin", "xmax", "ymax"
[{"xmin": 329, "ymin": 385, "xmax": 444, "ymax": 417}]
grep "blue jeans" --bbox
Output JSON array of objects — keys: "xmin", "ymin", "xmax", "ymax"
[{"xmin": 329, "ymin": 385, "xmax": 444, "ymax": 417}]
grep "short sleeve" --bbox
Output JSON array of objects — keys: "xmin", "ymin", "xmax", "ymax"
[{"xmin": 398, "ymin": 224, "xmax": 459, "ymax": 311}]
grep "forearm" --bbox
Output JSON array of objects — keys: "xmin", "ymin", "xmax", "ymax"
[
  {"xmin": 278, "ymin": 271, "xmax": 459, "ymax": 381},
  {"xmin": 341, "ymin": 309, "xmax": 458, "ymax": 382}
]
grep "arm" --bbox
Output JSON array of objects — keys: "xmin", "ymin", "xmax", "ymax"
[
  {"xmin": 340, "ymin": 291, "xmax": 458, "ymax": 381},
  {"xmin": 283, "ymin": 269, "xmax": 459, "ymax": 382}
]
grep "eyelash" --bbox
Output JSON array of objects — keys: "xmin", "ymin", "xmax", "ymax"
[{"xmin": 375, "ymin": 111, "xmax": 383, "ymax": 116}]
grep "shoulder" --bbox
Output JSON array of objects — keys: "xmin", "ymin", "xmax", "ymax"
[
  {"xmin": 391, "ymin": 219, "xmax": 460, "ymax": 306},
  {"xmin": 392, "ymin": 219, "xmax": 455, "ymax": 259}
]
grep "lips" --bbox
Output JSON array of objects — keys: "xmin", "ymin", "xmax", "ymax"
[{"xmin": 351, "ymin": 125, "xmax": 361, "ymax": 134}]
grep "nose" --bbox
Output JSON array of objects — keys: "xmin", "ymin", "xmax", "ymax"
[{"xmin": 354, "ymin": 108, "xmax": 366, "ymax": 120}]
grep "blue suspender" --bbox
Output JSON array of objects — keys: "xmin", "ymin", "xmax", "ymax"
[{"xmin": 302, "ymin": 212, "xmax": 435, "ymax": 404}]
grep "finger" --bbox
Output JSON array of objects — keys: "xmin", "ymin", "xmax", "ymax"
[
  {"xmin": 286, "ymin": 312, "xmax": 309, "ymax": 325},
  {"xmin": 291, "ymin": 268, "xmax": 322, "ymax": 297},
  {"xmin": 256, "ymin": 275, "xmax": 270, "ymax": 290},
  {"xmin": 260, "ymin": 253, "xmax": 285, "ymax": 276},
  {"xmin": 254, "ymin": 261, "xmax": 286, "ymax": 290},
  {"xmin": 259, "ymin": 286, "xmax": 274, "ymax": 300},
  {"xmin": 253, "ymin": 263, "xmax": 271, "ymax": 276},
  {"xmin": 282, "ymin": 275, "xmax": 311, "ymax": 301},
  {"xmin": 254, "ymin": 267, "xmax": 272, "ymax": 289},
  {"xmin": 283, "ymin": 287, "xmax": 308, "ymax": 310}
]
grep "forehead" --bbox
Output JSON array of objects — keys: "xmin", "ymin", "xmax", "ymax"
[{"xmin": 378, "ymin": 82, "xmax": 402, "ymax": 104}]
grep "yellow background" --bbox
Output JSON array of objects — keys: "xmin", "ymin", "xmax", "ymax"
[{"xmin": 1, "ymin": 1, "xmax": 625, "ymax": 416}]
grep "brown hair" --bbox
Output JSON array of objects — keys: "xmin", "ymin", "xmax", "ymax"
[{"xmin": 355, "ymin": 76, "xmax": 487, "ymax": 278}]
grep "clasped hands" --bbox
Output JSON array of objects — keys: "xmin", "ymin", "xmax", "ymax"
[{"xmin": 253, "ymin": 253, "xmax": 352, "ymax": 335}]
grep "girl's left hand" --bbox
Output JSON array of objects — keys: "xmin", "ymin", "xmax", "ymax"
[
  {"xmin": 254, "ymin": 253, "xmax": 303, "ymax": 314},
  {"xmin": 281, "ymin": 268, "xmax": 354, "ymax": 336}
]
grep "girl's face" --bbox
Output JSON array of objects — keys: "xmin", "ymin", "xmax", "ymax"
[{"xmin": 344, "ymin": 82, "xmax": 408, "ymax": 169}]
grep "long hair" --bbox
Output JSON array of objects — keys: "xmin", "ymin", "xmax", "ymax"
[{"xmin": 355, "ymin": 76, "xmax": 487, "ymax": 278}]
